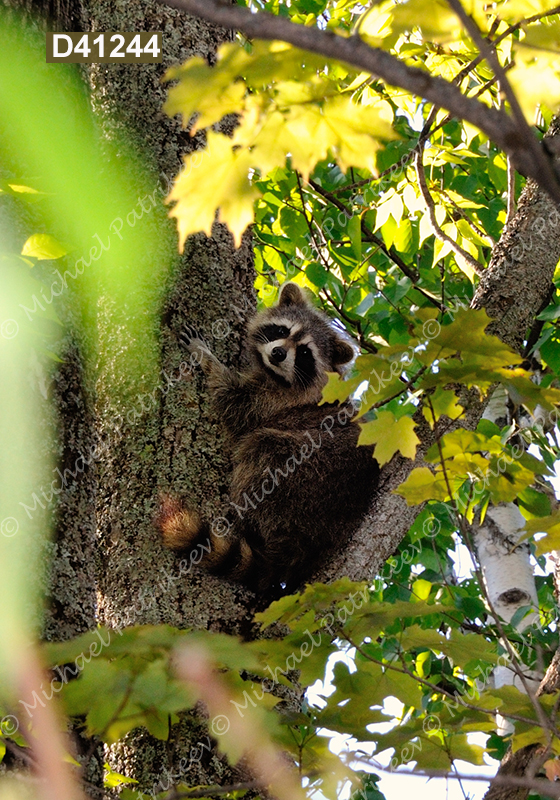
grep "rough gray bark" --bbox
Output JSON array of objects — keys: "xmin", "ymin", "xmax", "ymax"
[
  {"xmin": 482, "ymin": 744, "xmax": 542, "ymax": 800},
  {"xmin": 76, "ymin": 2, "xmax": 258, "ymax": 791},
  {"xmin": 6, "ymin": 0, "xmax": 256, "ymax": 792},
  {"xmin": 472, "ymin": 117, "xmax": 560, "ymax": 349}
]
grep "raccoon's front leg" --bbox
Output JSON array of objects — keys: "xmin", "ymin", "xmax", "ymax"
[
  {"xmin": 157, "ymin": 496, "xmax": 256, "ymax": 584},
  {"xmin": 181, "ymin": 325, "xmax": 229, "ymax": 383},
  {"xmin": 181, "ymin": 324, "xmax": 252, "ymax": 435}
]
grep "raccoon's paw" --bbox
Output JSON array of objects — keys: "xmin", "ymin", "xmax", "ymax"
[
  {"xmin": 180, "ymin": 325, "xmax": 217, "ymax": 372},
  {"xmin": 179, "ymin": 323, "xmax": 203, "ymax": 350},
  {"xmin": 156, "ymin": 494, "xmax": 203, "ymax": 551}
]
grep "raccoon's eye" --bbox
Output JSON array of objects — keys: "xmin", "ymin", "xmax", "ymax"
[
  {"xmin": 259, "ymin": 324, "xmax": 290, "ymax": 343},
  {"xmin": 297, "ymin": 344, "xmax": 312, "ymax": 359}
]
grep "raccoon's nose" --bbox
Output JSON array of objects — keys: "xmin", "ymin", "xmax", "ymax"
[{"xmin": 270, "ymin": 346, "xmax": 287, "ymax": 365}]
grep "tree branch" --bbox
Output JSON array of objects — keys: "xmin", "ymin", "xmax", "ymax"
[
  {"xmin": 472, "ymin": 114, "xmax": 560, "ymax": 350},
  {"xmin": 160, "ymin": 0, "xmax": 560, "ymax": 204}
]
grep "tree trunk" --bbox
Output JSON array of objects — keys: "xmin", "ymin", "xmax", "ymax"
[{"xmin": 21, "ymin": 0, "xmax": 257, "ymax": 791}]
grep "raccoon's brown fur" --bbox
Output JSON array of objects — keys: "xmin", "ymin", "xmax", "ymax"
[{"xmin": 158, "ymin": 283, "xmax": 379, "ymax": 595}]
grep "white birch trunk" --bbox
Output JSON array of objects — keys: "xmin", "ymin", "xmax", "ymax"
[{"xmin": 476, "ymin": 397, "xmax": 541, "ymax": 735}]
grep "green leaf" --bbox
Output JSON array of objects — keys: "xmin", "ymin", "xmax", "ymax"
[
  {"xmin": 103, "ymin": 764, "xmax": 138, "ymax": 788},
  {"xmin": 447, "ymin": 734, "xmax": 486, "ymax": 766},
  {"xmin": 132, "ymin": 658, "xmax": 169, "ymax": 708},
  {"xmin": 411, "ymin": 579, "xmax": 431, "ymax": 601},
  {"xmin": 348, "ymin": 214, "xmax": 362, "ymax": 259},
  {"xmin": 321, "ymin": 371, "xmax": 362, "ymax": 404},
  {"xmin": 332, "ymin": 659, "xmax": 424, "ymax": 710},
  {"xmin": 391, "ymin": 0, "xmax": 464, "ymax": 42},
  {"xmin": 164, "ymin": 48, "xmax": 248, "ymax": 130},
  {"xmin": 351, "ymin": 774, "xmax": 387, "ymax": 800},
  {"xmin": 62, "ymin": 660, "xmax": 133, "ymax": 737},
  {"xmin": 398, "ymin": 625, "xmax": 498, "ymax": 666},
  {"xmin": 420, "ymin": 308, "xmax": 522, "ymax": 367},
  {"xmin": 523, "ymin": 512, "xmax": 560, "ymax": 555},
  {"xmin": 426, "ymin": 429, "xmax": 502, "ymax": 461},
  {"xmin": 143, "ymin": 710, "xmax": 170, "ymax": 741},
  {"xmin": 21, "ymin": 233, "xmax": 69, "ymax": 260},
  {"xmin": 423, "ymin": 387, "xmax": 464, "ymax": 428}
]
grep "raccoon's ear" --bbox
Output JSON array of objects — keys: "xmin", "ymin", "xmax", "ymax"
[
  {"xmin": 278, "ymin": 283, "xmax": 307, "ymax": 307},
  {"xmin": 332, "ymin": 336, "xmax": 355, "ymax": 366}
]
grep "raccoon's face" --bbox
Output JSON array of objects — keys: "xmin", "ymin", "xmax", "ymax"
[
  {"xmin": 247, "ymin": 284, "xmax": 355, "ymax": 391},
  {"xmin": 252, "ymin": 318, "xmax": 323, "ymax": 389}
]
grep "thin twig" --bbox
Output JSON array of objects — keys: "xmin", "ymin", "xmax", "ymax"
[
  {"xmin": 307, "ymin": 177, "xmax": 448, "ymax": 313},
  {"xmin": 307, "ymin": 177, "xmax": 420, "ymax": 281},
  {"xmin": 440, "ymin": 189, "xmax": 497, "ymax": 247},
  {"xmin": 507, "ymin": 155, "xmax": 517, "ymax": 224},
  {"xmin": 415, "ymin": 149, "xmax": 486, "ymax": 276}
]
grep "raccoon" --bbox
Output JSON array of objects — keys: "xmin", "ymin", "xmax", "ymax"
[{"xmin": 158, "ymin": 283, "xmax": 379, "ymax": 595}]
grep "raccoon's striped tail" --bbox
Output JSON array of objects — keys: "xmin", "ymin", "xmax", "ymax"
[{"xmin": 156, "ymin": 495, "xmax": 254, "ymax": 580}]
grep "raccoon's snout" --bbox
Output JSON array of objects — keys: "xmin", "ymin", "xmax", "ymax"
[{"xmin": 270, "ymin": 346, "xmax": 287, "ymax": 365}]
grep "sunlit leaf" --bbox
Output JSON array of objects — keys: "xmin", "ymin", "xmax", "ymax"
[
  {"xmin": 358, "ymin": 411, "xmax": 419, "ymax": 464},
  {"xmin": 423, "ymin": 387, "xmax": 464, "ymax": 428},
  {"xmin": 395, "ymin": 466, "xmax": 450, "ymax": 504},
  {"xmin": 167, "ymin": 132, "xmax": 259, "ymax": 248},
  {"xmin": 21, "ymin": 233, "xmax": 69, "ymax": 260}
]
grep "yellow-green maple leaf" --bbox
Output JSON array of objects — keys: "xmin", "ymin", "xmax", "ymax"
[
  {"xmin": 418, "ymin": 308, "xmax": 522, "ymax": 366},
  {"xmin": 358, "ymin": 411, "xmax": 419, "ymax": 464},
  {"xmin": 423, "ymin": 387, "xmax": 464, "ymax": 428},
  {"xmin": 508, "ymin": 54, "xmax": 560, "ymax": 121},
  {"xmin": 167, "ymin": 132, "xmax": 259, "ymax": 249},
  {"xmin": 164, "ymin": 52, "xmax": 247, "ymax": 132},
  {"xmin": 395, "ymin": 466, "xmax": 450, "ymax": 504},
  {"xmin": 321, "ymin": 371, "xmax": 362, "ymax": 405},
  {"xmin": 523, "ymin": 512, "xmax": 560, "ymax": 555}
]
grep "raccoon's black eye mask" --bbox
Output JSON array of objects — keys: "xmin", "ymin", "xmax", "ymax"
[
  {"xmin": 257, "ymin": 324, "xmax": 291, "ymax": 343},
  {"xmin": 294, "ymin": 344, "xmax": 316, "ymax": 387}
]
